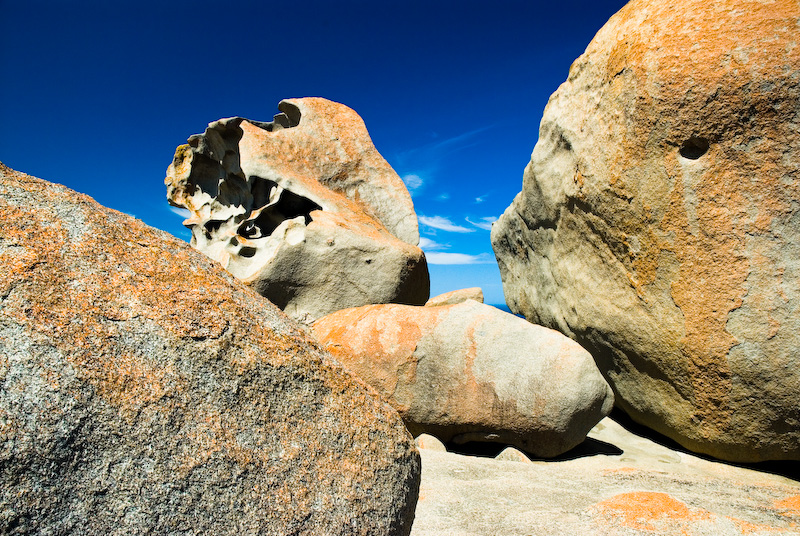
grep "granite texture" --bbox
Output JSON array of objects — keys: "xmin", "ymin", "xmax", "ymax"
[
  {"xmin": 491, "ymin": 0, "xmax": 800, "ymax": 462},
  {"xmin": 0, "ymin": 164, "xmax": 420, "ymax": 535}
]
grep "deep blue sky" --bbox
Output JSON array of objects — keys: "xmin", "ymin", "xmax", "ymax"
[{"xmin": 1, "ymin": 0, "xmax": 627, "ymax": 305}]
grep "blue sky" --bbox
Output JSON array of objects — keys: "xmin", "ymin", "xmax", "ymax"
[{"xmin": 0, "ymin": 0, "xmax": 626, "ymax": 306}]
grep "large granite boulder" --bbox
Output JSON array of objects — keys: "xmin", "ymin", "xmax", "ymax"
[
  {"xmin": 0, "ymin": 164, "xmax": 420, "ymax": 535},
  {"xmin": 491, "ymin": 0, "xmax": 800, "ymax": 462},
  {"xmin": 313, "ymin": 300, "xmax": 614, "ymax": 458},
  {"xmin": 166, "ymin": 97, "xmax": 429, "ymax": 324}
]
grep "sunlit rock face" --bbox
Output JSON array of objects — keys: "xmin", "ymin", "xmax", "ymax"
[
  {"xmin": 166, "ymin": 98, "xmax": 429, "ymax": 323},
  {"xmin": 491, "ymin": 0, "xmax": 800, "ymax": 462},
  {"xmin": 313, "ymin": 301, "xmax": 614, "ymax": 458}
]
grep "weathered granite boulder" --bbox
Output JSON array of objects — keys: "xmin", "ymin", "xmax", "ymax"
[
  {"xmin": 313, "ymin": 300, "xmax": 614, "ymax": 458},
  {"xmin": 166, "ymin": 97, "xmax": 429, "ymax": 324},
  {"xmin": 0, "ymin": 164, "xmax": 420, "ymax": 535},
  {"xmin": 425, "ymin": 287, "xmax": 484, "ymax": 307},
  {"xmin": 491, "ymin": 0, "xmax": 800, "ymax": 462}
]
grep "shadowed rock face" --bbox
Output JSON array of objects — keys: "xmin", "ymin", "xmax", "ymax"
[
  {"xmin": 313, "ymin": 301, "xmax": 614, "ymax": 458},
  {"xmin": 0, "ymin": 164, "xmax": 420, "ymax": 535},
  {"xmin": 491, "ymin": 0, "xmax": 800, "ymax": 462},
  {"xmin": 166, "ymin": 98, "xmax": 429, "ymax": 324}
]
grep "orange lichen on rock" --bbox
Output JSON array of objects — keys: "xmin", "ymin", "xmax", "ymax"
[
  {"xmin": 594, "ymin": 492, "xmax": 714, "ymax": 534},
  {"xmin": 314, "ymin": 304, "xmax": 429, "ymax": 410},
  {"xmin": 727, "ymin": 517, "xmax": 790, "ymax": 535},
  {"xmin": 594, "ymin": 491, "xmax": 793, "ymax": 535},
  {"xmin": 773, "ymin": 495, "xmax": 800, "ymax": 519},
  {"xmin": 601, "ymin": 466, "xmax": 638, "ymax": 475}
]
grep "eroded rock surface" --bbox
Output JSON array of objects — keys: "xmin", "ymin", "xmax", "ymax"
[
  {"xmin": 491, "ymin": 0, "xmax": 800, "ymax": 462},
  {"xmin": 313, "ymin": 301, "xmax": 614, "ymax": 458},
  {"xmin": 412, "ymin": 416, "xmax": 800, "ymax": 535},
  {"xmin": 166, "ymin": 98, "xmax": 429, "ymax": 323},
  {"xmin": 0, "ymin": 164, "xmax": 420, "ymax": 535}
]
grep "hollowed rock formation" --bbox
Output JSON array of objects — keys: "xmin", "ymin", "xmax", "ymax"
[
  {"xmin": 166, "ymin": 98, "xmax": 429, "ymax": 323},
  {"xmin": 491, "ymin": 0, "xmax": 800, "ymax": 462}
]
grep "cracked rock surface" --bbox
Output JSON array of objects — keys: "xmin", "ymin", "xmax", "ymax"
[
  {"xmin": 166, "ymin": 97, "xmax": 429, "ymax": 324},
  {"xmin": 491, "ymin": 0, "xmax": 800, "ymax": 462},
  {"xmin": 0, "ymin": 164, "xmax": 420, "ymax": 535}
]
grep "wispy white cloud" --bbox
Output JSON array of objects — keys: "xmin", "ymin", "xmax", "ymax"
[
  {"xmin": 425, "ymin": 252, "xmax": 495, "ymax": 265},
  {"xmin": 402, "ymin": 173, "xmax": 424, "ymax": 194},
  {"xmin": 436, "ymin": 193, "xmax": 450, "ymax": 201},
  {"xmin": 391, "ymin": 125, "xmax": 497, "ymax": 181},
  {"xmin": 168, "ymin": 206, "xmax": 191, "ymax": 218},
  {"xmin": 419, "ymin": 215, "xmax": 474, "ymax": 233},
  {"xmin": 474, "ymin": 195, "xmax": 486, "ymax": 204},
  {"xmin": 426, "ymin": 126, "xmax": 494, "ymax": 154},
  {"xmin": 465, "ymin": 216, "xmax": 497, "ymax": 231},
  {"xmin": 419, "ymin": 237, "xmax": 449, "ymax": 251}
]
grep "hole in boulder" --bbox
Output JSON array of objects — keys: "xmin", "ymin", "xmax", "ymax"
[
  {"xmin": 238, "ymin": 188, "xmax": 322, "ymax": 239},
  {"xmin": 278, "ymin": 101, "xmax": 302, "ymax": 127},
  {"xmin": 679, "ymin": 136, "xmax": 709, "ymax": 159},
  {"xmin": 203, "ymin": 219, "xmax": 225, "ymax": 239},
  {"xmin": 272, "ymin": 113, "xmax": 292, "ymax": 129},
  {"xmin": 251, "ymin": 176, "xmax": 278, "ymax": 209},
  {"xmin": 188, "ymin": 153, "xmax": 224, "ymax": 197},
  {"xmin": 250, "ymin": 102, "xmax": 302, "ymax": 132}
]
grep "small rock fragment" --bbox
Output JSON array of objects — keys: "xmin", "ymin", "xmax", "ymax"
[
  {"xmin": 495, "ymin": 447, "xmax": 532, "ymax": 464},
  {"xmin": 425, "ymin": 287, "xmax": 484, "ymax": 307},
  {"xmin": 415, "ymin": 434, "xmax": 447, "ymax": 452}
]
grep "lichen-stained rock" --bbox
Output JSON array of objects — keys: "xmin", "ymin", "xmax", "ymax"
[
  {"xmin": 490, "ymin": 0, "xmax": 800, "ymax": 462},
  {"xmin": 313, "ymin": 301, "xmax": 614, "ymax": 458},
  {"xmin": 424, "ymin": 287, "xmax": 484, "ymax": 307},
  {"xmin": 0, "ymin": 164, "xmax": 420, "ymax": 535},
  {"xmin": 166, "ymin": 98, "xmax": 429, "ymax": 324}
]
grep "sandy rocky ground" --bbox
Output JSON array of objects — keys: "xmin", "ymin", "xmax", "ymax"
[{"xmin": 411, "ymin": 411, "xmax": 800, "ymax": 535}]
